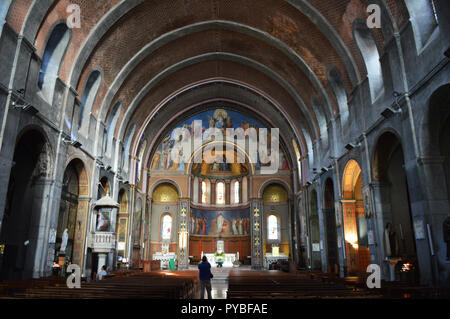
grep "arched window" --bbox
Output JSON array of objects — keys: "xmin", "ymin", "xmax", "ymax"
[
  {"xmin": 161, "ymin": 214, "xmax": 172, "ymax": 240},
  {"xmin": 292, "ymin": 139, "xmax": 302, "ymax": 185},
  {"xmin": 201, "ymin": 181, "xmax": 207, "ymax": 204},
  {"xmin": 234, "ymin": 181, "xmax": 240, "ymax": 204},
  {"xmin": 216, "ymin": 182, "xmax": 225, "ymax": 204},
  {"xmin": 268, "ymin": 215, "xmax": 279, "ymax": 240},
  {"xmin": 39, "ymin": 23, "xmax": 71, "ymax": 103},
  {"xmin": 123, "ymin": 123, "xmax": 137, "ymax": 173},
  {"xmin": 79, "ymin": 70, "xmax": 101, "ymax": 136},
  {"xmin": 311, "ymin": 97, "xmax": 328, "ymax": 146},
  {"xmin": 137, "ymin": 139, "xmax": 147, "ymax": 182},
  {"xmin": 105, "ymin": 101, "xmax": 121, "ymax": 157},
  {"xmin": 0, "ymin": 1, "xmax": 11, "ymax": 36},
  {"xmin": 353, "ymin": 23, "xmax": 383, "ymax": 100},
  {"xmin": 405, "ymin": 0, "xmax": 439, "ymax": 48},
  {"xmin": 327, "ymin": 67, "xmax": 349, "ymax": 127}
]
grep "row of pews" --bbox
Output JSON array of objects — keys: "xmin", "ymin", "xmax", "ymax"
[
  {"xmin": 226, "ymin": 269, "xmax": 381, "ymax": 299},
  {"xmin": 227, "ymin": 269, "xmax": 446, "ymax": 299},
  {"xmin": 0, "ymin": 270, "xmax": 199, "ymax": 299}
]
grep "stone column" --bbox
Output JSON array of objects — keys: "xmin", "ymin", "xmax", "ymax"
[
  {"xmin": 417, "ymin": 156, "xmax": 450, "ymax": 285},
  {"xmin": 144, "ymin": 196, "xmax": 152, "ymax": 260},
  {"xmin": 238, "ymin": 179, "xmax": 243, "ymax": 204},
  {"xmin": 370, "ymin": 181, "xmax": 393, "ymax": 280},
  {"xmin": 210, "ymin": 180, "xmax": 216, "ymax": 205},
  {"xmin": 251, "ymin": 199, "xmax": 263, "ymax": 269},
  {"xmin": 288, "ymin": 198, "xmax": 296, "ymax": 264},
  {"xmin": 225, "ymin": 180, "xmax": 231, "ymax": 205},
  {"xmin": 177, "ymin": 199, "xmax": 189, "ymax": 269},
  {"xmin": 199, "ymin": 178, "xmax": 204, "ymax": 204}
]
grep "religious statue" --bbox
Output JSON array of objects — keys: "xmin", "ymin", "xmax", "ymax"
[
  {"xmin": 384, "ymin": 223, "xmax": 399, "ymax": 257},
  {"xmin": 60, "ymin": 228, "xmax": 68, "ymax": 253}
]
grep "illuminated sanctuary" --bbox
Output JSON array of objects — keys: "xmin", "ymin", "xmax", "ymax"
[{"xmin": 0, "ymin": 0, "xmax": 449, "ymax": 298}]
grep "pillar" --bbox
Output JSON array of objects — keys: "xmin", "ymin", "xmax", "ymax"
[
  {"xmin": 251, "ymin": 199, "xmax": 263, "ymax": 269},
  {"xmin": 177, "ymin": 199, "xmax": 189, "ymax": 269}
]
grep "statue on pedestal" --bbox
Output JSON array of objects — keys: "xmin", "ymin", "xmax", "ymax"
[
  {"xmin": 384, "ymin": 223, "xmax": 401, "ymax": 282},
  {"xmin": 60, "ymin": 228, "xmax": 68, "ymax": 254},
  {"xmin": 384, "ymin": 223, "xmax": 399, "ymax": 257}
]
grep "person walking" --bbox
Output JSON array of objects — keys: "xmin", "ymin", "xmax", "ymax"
[{"xmin": 198, "ymin": 256, "xmax": 213, "ymax": 299}]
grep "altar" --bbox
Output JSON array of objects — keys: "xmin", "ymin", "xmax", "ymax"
[
  {"xmin": 152, "ymin": 252, "xmax": 177, "ymax": 269},
  {"xmin": 264, "ymin": 253, "xmax": 288, "ymax": 269},
  {"xmin": 204, "ymin": 253, "xmax": 236, "ymax": 268}
]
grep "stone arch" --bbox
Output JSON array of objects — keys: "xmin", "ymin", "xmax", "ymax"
[
  {"xmin": 55, "ymin": 158, "xmax": 89, "ymax": 267},
  {"xmin": 259, "ymin": 179, "xmax": 291, "ymax": 199},
  {"xmin": 149, "ymin": 180, "xmax": 182, "ymax": 200},
  {"xmin": 341, "ymin": 159, "xmax": 370, "ymax": 274},
  {"xmin": 0, "ymin": 128, "xmax": 53, "ymax": 279},
  {"xmin": 372, "ymin": 131, "xmax": 417, "ymax": 261},
  {"xmin": 420, "ymin": 83, "xmax": 450, "ymax": 157}
]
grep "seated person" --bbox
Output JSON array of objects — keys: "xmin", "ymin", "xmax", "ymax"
[{"xmin": 97, "ymin": 265, "xmax": 108, "ymax": 280}]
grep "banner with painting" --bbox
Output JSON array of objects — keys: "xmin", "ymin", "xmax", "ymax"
[{"xmin": 190, "ymin": 208, "xmax": 250, "ymax": 237}]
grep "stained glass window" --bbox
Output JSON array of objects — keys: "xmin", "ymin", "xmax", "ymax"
[
  {"xmin": 201, "ymin": 181, "xmax": 207, "ymax": 204},
  {"xmin": 162, "ymin": 214, "xmax": 172, "ymax": 240},
  {"xmin": 268, "ymin": 215, "xmax": 278, "ymax": 240},
  {"xmin": 217, "ymin": 182, "xmax": 225, "ymax": 204},
  {"xmin": 234, "ymin": 181, "xmax": 240, "ymax": 204}
]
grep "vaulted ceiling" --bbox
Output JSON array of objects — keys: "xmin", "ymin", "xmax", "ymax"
[{"xmin": 7, "ymin": 0, "xmax": 412, "ymax": 168}]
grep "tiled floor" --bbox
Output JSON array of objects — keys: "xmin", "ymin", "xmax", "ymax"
[{"xmin": 189, "ymin": 265, "xmax": 253, "ymax": 299}]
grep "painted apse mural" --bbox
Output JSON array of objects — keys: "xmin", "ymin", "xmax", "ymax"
[
  {"xmin": 149, "ymin": 108, "xmax": 289, "ymax": 172},
  {"xmin": 148, "ymin": 108, "xmax": 291, "ymax": 265},
  {"xmin": 190, "ymin": 209, "xmax": 250, "ymax": 237}
]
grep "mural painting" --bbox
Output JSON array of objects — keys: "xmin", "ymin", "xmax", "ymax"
[{"xmin": 190, "ymin": 208, "xmax": 250, "ymax": 237}]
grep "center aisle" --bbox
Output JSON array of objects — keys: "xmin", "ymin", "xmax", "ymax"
[{"xmin": 189, "ymin": 265, "xmax": 253, "ymax": 299}]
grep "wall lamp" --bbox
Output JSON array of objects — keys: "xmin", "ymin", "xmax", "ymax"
[
  {"xmin": 381, "ymin": 107, "xmax": 402, "ymax": 119},
  {"xmin": 62, "ymin": 138, "xmax": 82, "ymax": 148},
  {"xmin": 345, "ymin": 142, "xmax": 361, "ymax": 151},
  {"xmin": 11, "ymin": 100, "xmax": 39, "ymax": 115}
]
